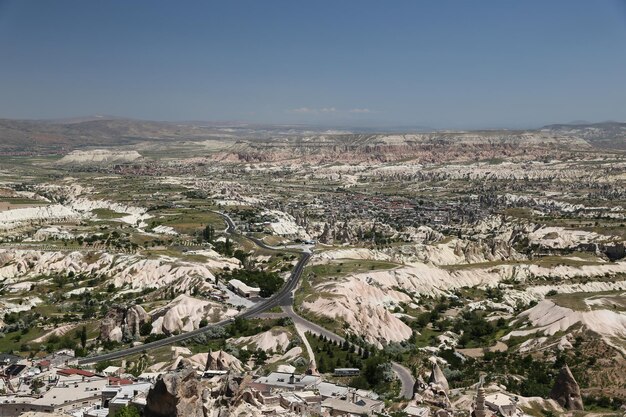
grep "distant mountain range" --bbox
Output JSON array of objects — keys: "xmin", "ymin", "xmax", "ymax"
[
  {"xmin": 0, "ymin": 117, "xmax": 624, "ymax": 153},
  {"xmin": 540, "ymin": 121, "xmax": 626, "ymax": 150}
]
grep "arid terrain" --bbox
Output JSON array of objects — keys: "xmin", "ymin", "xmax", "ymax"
[{"xmin": 0, "ymin": 118, "xmax": 625, "ymax": 417}]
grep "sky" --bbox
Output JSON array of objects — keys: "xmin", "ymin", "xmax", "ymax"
[{"xmin": 1, "ymin": 0, "xmax": 625, "ymax": 129}]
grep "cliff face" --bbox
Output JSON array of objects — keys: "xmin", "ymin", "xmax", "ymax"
[
  {"xmin": 550, "ymin": 365, "xmax": 584, "ymax": 411},
  {"xmin": 100, "ymin": 304, "xmax": 150, "ymax": 342},
  {"xmin": 143, "ymin": 367, "xmax": 252, "ymax": 417},
  {"xmin": 211, "ymin": 132, "xmax": 591, "ymax": 165},
  {"xmin": 144, "ymin": 368, "xmax": 207, "ymax": 417}
]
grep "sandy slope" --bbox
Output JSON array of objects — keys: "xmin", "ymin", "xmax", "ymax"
[
  {"xmin": 504, "ymin": 300, "xmax": 626, "ymax": 353},
  {"xmin": 230, "ymin": 329, "xmax": 292, "ymax": 352},
  {"xmin": 150, "ymin": 294, "xmax": 238, "ymax": 335}
]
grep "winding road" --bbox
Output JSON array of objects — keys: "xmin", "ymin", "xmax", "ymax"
[
  {"xmin": 282, "ymin": 306, "xmax": 415, "ymax": 399},
  {"xmin": 78, "ymin": 211, "xmax": 415, "ymax": 399}
]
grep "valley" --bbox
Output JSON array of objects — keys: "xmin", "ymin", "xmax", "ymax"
[{"xmin": 0, "ymin": 120, "xmax": 625, "ymax": 416}]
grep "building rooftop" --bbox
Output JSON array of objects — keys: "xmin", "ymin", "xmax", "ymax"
[
  {"xmin": 3, "ymin": 364, "xmax": 27, "ymax": 377},
  {"xmin": 30, "ymin": 378, "xmax": 108, "ymax": 407},
  {"xmin": 56, "ymin": 368, "xmax": 95, "ymax": 377},
  {"xmin": 404, "ymin": 405, "xmax": 430, "ymax": 417},
  {"xmin": 316, "ymin": 382, "xmax": 349, "ymax": 398},
  {"xmin": 229, "ymin": 279, "xmax": 260, "ymax": 293},
  {"xmin": 321, "ymin": 397, "xmax": 381, "ymax": 415},
  {"xmin": 84, "ymin": 406, "xmax": 109, "ymax": 417},
  {"xmin": 254, "ymin": 372, "xmax": 320, "ymax": 390}
]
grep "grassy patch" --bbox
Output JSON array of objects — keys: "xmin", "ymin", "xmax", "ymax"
[{"xmin": 91, "ymin": 208, "xmax": 127, "ymax": 219}]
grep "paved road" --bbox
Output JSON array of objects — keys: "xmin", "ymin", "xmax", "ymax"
[
  {"xmin": 282, "ymin": 305, "xmax": 415, "ymax": 399},
  {"xmin": 391, "ymin": 362, "xmax": 416, "ymax": 400},
  {"xmin": 78, "ymin": 212, "xmax": 310, "ymax": 365}
]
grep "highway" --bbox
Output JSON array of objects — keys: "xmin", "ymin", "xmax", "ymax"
[{"xmin": 78, "ymin": 212, "xmax": 309, "ymax": 365}]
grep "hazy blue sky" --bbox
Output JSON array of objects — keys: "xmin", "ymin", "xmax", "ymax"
[{"xmin": 1, "ymin": 0, "xmax": 625, "ymax": 128}]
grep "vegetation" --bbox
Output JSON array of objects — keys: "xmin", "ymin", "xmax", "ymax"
[
  {"xmin": 220, "ymin": 268, "xmax": 283, "ymax": 297},
  {"xmin": 113, "ymin": 405, "xmax": 141, "ymax": 417},
  {"xmin": 306, "ymin": 332, "xmax": 397, "ymax": 396}
]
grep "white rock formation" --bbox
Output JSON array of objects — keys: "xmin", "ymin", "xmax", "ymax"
[
  {"xmin": 150, "ymin": 295, "xmax": 237, "ymax": 335},
  {"xmin": 504, "ymin": 299, "xmax": 626, "ymax": 354},
  {"xmin": 0, "ymin": 249, "xmax": 233, "ymax": 291},
  {"xmin": 230, "ymin": 329, "xmax": 292, "ymax": 352},
  {"xmin": 57, "ymin": 149, "xmax": 142, "ymax": 165},
  {"xmin": 261, "ymin": 209, "xmax": 310, "ymax": 239}
]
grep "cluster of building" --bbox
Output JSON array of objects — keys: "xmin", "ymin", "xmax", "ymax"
[
  {"xmin": 243, "ymin": 370, "xmax": 384, "ymax": 416},
  {"xmin": 1, "ymin": 346, "xmax": 565, "ymax": 417},
  {"xmin": 0, "ymin": 349, "xmax": 386, "ymax": 417},
  {"xmin": 270, "ymin": 192, "xmax": 484, "ymax": 245},
  {"xmin": 0, "ymin": 350, "xmax": 153, "ymax": 417}
]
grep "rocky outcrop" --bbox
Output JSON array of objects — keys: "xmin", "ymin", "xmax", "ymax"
[
  {"xmin": 150, "ymin": 295, "xmax": 237, "ymax": 335},
  {"xmin": 428, "ymin": 362, "xmax": 449, "ymax": 393},
  {"xmin": 144, "ymin": 368, "xmax": 254, "ymax": 417},
  {"xmin": 205, "ymin": 350, "xmax": 228, "ymax": 371},
  {"xmin": 57, "ymin": 149, "xmax": 143, "ymax": 165},
  {"xmin": 144, "ymin": 368, "xmax": 206, "ymax": 417},
  {"xmin": 549, "ymin": 365, "xmax": 584, "ymax": 411},
  {"xmin": 100, "ymin": 304, "xmax": 150, "ymax": 342}
]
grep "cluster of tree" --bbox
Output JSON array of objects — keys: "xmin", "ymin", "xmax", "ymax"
[
  {"xmin": 583, "ymin": 395, "xmax": 624, "ymax": 411},
  {"xmin": 230, "ymin": 208, "xmax": 258, "ymax": 222},
  {"xmin": 201, "ymin": 225, "xmax": 215, "ymax": 243},
  {"xmin": 309, "ymin": 333, "xmax": 395, "ymax": 394},
  {"xmin": 442, "ymin": 349, "xmax": 557, "ymax": 397},
  {"xmin": 455, "ymin": 310, "xmax": 506, "ymax": 348},
  {"xmin": 236, "ymin": 347, "xmax": 268, "ymax": 366},
  {"xmin": 220, "ymin": 268, "xmax": 282, "ymax": 298},
  {"xmin": 212, "ymin": 237, "xmax": 234, "ymax": 257},
  {"xmin": 113, "ymin": 404, "xmax": 140, "ymax": 417}
]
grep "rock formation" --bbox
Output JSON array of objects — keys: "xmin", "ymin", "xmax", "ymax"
[
  {"xmin": 305, "ymin": 360, "xmax": 319, "ymax": 376},
  {"xmin": 100, "ymin": 304, "xmax": 150, "ymax": 342},
  {"xmin": 205, "ymin": 350, "xmax": 227, "ymax": 371},
  {"xmin": 428, "ymin": 362, "xmax": 449, "ymax": 393},
  {"xmin": 144, "ymin": 368, "xmax": 206, "ymax": 417},
  {"xmin": 549, "ymin": 365, "xmax": 584, "ymax": 411}
]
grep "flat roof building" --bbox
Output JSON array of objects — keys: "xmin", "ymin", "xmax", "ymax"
[{"xmin": 228, "ymin": 279, "xmax": 261, "ymax": 298}]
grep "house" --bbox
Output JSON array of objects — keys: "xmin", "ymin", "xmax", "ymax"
[
  {"xmin": 0, "ymin": 374, "xmax": 107, "ymax": 416},
  {"xmin": 102, "ymin": 365, "xmax": 123, "ymax": 377},
  {"xmin": 485, "ymin": 393, "xmax": 518, "ymax": 416},
  {"xmin": 56, "ymin": 368, "xmax": 96, "ymax": 378},
  {"xmin": 321, "ymin": 395, "xmax": 384, "ymax": 416},
  {"xmin": 108, "ymin": 376, "xmax": 133, "ymax": 386},
  {"xmin": 0, "ymin": 354, "xmax": 21, "ymax": 366},
  {"xmin": 228, "ymin": 279, "xmax": 261, "ymax": 298},
  {"xmin": 253, "ymin": 372, "xmax": 321, "ymax": 391},
  {"xmin": 277, "ymin": 390, "xmax": 323, "ymax": 415},
  {"xmin": 404, "ymin": 405, "xmax": 431, "ymax": 417},
  {"xmin": 333, "ymin": 368, "xmax": 360, "ymax": 377},
  {"xmin": 103, "ymin": 382, "xmax": 152, "ymax": 416}
]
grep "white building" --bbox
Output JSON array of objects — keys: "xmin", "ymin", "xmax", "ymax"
[{"xmin": 228, "ymin": 279, "xmax": 261, "ymax": 298}]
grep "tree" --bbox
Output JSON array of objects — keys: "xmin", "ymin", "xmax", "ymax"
[
  {"xmin": 202, "ymin": 225, "xmax": 215, "ymax": 243},
  {"xmin": 224, "ymin": 236, "xmax": 233, "ymax": 256},
  {"xmin": 318, "ymin": 356, "xmax": 327, "ymax": 374},
  {"xmin": 113, "ymin": 406, "xmax": 140, "ymax": 417},
  {"xmin": 79, "ymin": 326, "xmax": 87, "ymax": 349},
  {"xmin": 139, "ymin": 322, "xmax": 152, "ymax": 336}
]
